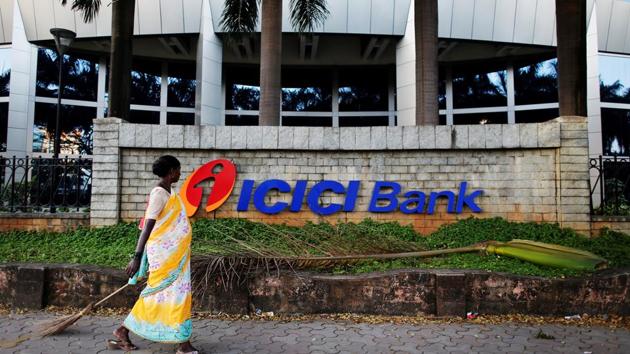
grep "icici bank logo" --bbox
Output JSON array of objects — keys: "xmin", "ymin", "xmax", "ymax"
[{"xmin": 179, "ymin": 159, "xmax": 237, "ymax": 216}]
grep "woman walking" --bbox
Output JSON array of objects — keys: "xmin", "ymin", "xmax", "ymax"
[{"xmin": 108, "ymin": 155, "xmax": 199, "ymax": 354}]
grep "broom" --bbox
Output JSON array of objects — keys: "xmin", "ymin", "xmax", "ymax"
[
  {"xmin": 37, "ymin": 282, "xmax": 133, "ymax": 337},
  {"xmin": 0, "ymin": 282, "xmax": 134, "ymax": 350}
]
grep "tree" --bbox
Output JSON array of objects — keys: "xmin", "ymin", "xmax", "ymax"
[
  {"xmin": 220, "ymin": 0, "xmax": 329, "ymax": 126},
  {"xmin": 414, "ymin": 0, "xmax": 439, "ymax": 125},
  {"xmin": 555, "ymin": 0, "xmax": 587, "ymax": 116},
  {"xmin": 61, "ymin": 0, "xmax": 135, "ymax": 120}
]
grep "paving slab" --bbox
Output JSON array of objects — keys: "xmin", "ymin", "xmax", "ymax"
[{"xmin": 0, "ymin": 312, "xmax": 628, "ymax": 353}]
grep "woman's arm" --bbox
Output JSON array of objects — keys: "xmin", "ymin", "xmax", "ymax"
[{"xmin": 125, "ymin": 219, "xmax": 156, "ymax": 277}]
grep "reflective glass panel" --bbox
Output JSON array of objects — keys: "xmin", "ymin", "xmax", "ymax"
[
  {"xmin": 282, "ymin": 68, "xmax": 331, "ymax": 112},
  {"xmin": 0, "ymin": 102, "xmax": 7, "ymax": 151},
  {"xmin": 515, "ymin": 58, "xmax": 558, "ymax": 105},
  {"xmin": 600, "ymin": 55, "xmax": 630, "ymax": 104},
  {"xmin": 225, "ymin": 114, "xmax": 258, "ymax": 126},
  {"xmin": 0, "ymin": 47, "xmax": 10, "ymax": 97},
  {"xmin": 168, "ymin": 62, "xmax": 196, "ymax": 108},
  {"xmin": 36, "ymin": 48, "xmax": 99, "ymax": 101},
  {"xmin": 339, "ymin": 116, "xmax": 388, "ymax": 127},
  {"xmin": 515, "ymin": 108, "xmax": 559, "ymax": 123},
  {"xmin": 601, "ymin": 108, "xmax": 630, "ymax": 156},
  {"xmin": 453, "ymin": 112, "xmax": 507, "ymax": 125},
  {"xmin": 33, "ymin": 103, "xmax": 95, "ymax": 155},
  {"xmin": 128, "ymin": 110, "xmax": 160, "ymax": 124},
  {"xmin": 131, "ymin": 59, "xmax": 161, "ymax": 106},
  {"xmin": 167, "ymin": 112, "xmax": 195, "ymax": 125},
  {"xmin": 282, "ymin": 116, "xmax": 332, "ymax": 127},
  {"xmin": 282, "ymin": 87, "xmax": 332, "ymax": 111},
  {"xmin": 338, "ymin": 67, "xmax": 389, "ymax": 111},
  {"xmin": 438, "ymin": 71, "xmax": 446, "ymax": 110},
  {"xmin": 225, "ymin": 66, "xmax": 260, "ymax": 111},
  {"xmin": 453, "ymin": 69, "xmax": 507, "ymax": 108}
]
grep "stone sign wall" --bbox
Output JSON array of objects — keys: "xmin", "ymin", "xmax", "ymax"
[{"xmin": 91, "ymin": 117, "xmax": 592, "ymax": 235}]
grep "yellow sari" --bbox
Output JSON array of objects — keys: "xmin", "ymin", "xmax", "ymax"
[{"xmin": 124, "ymin": 192, "xmax": 193, "ymax": 343}]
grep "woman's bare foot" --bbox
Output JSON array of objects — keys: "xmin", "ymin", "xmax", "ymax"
[
  {"xmin": 176, "ymin": 340, "xmax": 199, "ymax": 353},
  {"xmin": 109, "ymin": 326, "xmax": 138, "ymax": 351}
]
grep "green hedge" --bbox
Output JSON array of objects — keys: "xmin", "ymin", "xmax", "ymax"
[{"xmin": 1, "ymin": 217, "xmax": 629, "ymax": 278}]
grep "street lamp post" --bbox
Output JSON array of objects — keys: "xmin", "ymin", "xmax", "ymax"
[
  {"xmin": 50, "ymin": 28, "xmax": 76, "ymax": 159},
  {"xmin": 49, "ymin": 28, "xmax": 76, "ymax": 213}
]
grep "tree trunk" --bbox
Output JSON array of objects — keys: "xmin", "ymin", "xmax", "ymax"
[
  {"xmin": 414, "ymin": 0, "xmax": 439, "ymax": 125},
  {"xmin": 107, "ymin": 0, "xmax": 135, "ymax": 120},
  {"xmin": 259, "ymin": 0, "xmax": 282, "ymax": 126},
  {"xmin": 555, "ymin": 0, "xmax": 587, "ymax": 117}
]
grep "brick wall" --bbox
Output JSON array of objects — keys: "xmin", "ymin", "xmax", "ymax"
[
  {"xmin": 0, "ymin": 213, "xmax": 89, "ymax": 232},
  {"xmin": 591, "ymin": 216, "xmax": 630, "ymax": 236},
  {"xmin": 92, "ymin": 117, "xmax": 592, "ymax": 235}
]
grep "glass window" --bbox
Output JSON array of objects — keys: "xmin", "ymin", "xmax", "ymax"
[
  {"xmin": 282, "ymin": 116, "xmax": 332, "ymax": 127},
  {"xmin": 33, "ymin": 103, "xmax": 95, "ymax": 155},
  {"xmin": 226, "ymin": 114, "xmax": 258, "ymax": 126},
  {"xmin": 600, "ymin": 55, "xmax": 630, "ymax": 104},
  {"xmin": 225, "ymin": 66, "xmax": 260, "ymax": 111},
  {"xmin": 338, "ymin": 67, "xmax": 389, "ymax": 111},
  {"xmin": 131, "ymin": 59, "xmax": 161, "ymax": 106},
  {"xmin": 167, "ymin": 112, "xmax": 195, "ymax": 125},
  {"xmin": 0, "ymin": 47, "xmax": 10, "ymax": 97},
  {"xmin": 515, "ymin": 108, "xmax": 559, "ymax": 123},
  {"xmin": 36, "ymin": 48, "xmax": 99, "ymax": 101},
  {"xmin": 0, "ymin": 102, "xmax": 7, "ymax": 151},
  {"xmin": 453, "ymin": 68, "xmax": 507, "ymax": 108},
  {"xmin": 438, "ymin": 71, "xmax": 446, "ymax": 110},
  {"xmin": 339, "ymin": 116, "xmax": 388, "ymax": 127},
  {"xmin": 601, "ymin": 108, "xmax": 630, "ymax": 156},
  {"xmin": 168, "ymin": 62, "xmax": 196, "ymax": 108},
  {"xmin": 453, "ymin": 112, "xmax": 507, "ymax": 125},
  {"xmin": 515, "ymin": 58, "xmax": 558, "ymax": 105},
  {"xmin": 439, "ymin": 115, "xmax": 446, "ymax": 125},
  {"xmin": 128, "ymin": 110, "xmax": 160, "ymax": 124},
  {"xmin": 282, "ymin": 68, "xmax": 331, "ymax": 112}
]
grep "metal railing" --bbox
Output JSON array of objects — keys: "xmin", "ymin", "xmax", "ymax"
[
  {"xmin": 0, "ymin": 156, "xmax": 92, "ymax": 213},
  {"xmin": 590, "ymin": 155, "xmax": 630, "ymax": 216}
]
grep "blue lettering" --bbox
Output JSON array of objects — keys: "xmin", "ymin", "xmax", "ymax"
[
  {"xmin": 400, "ymin": 191, "xmax": 426, "ymax": 214},
  {"xmin": 253, "ymin": 179, "xmax": 291, "ymax": 214},
  {"xmin": 307, "ymin": 181, "xmax": 345, "ymax": 216},
  {"xmin": 455, "ymin": 181, "xmax": 483, "ymax": 213},
  {"xmin": 344, "ymin": 181, "xmax": 361, "ymax": 212},
  {"xmin": 290, "ymin": 180, "xmax": 308, "ymax": 212},
  {"xmin": 369, "ymin": 182, "xmax": 400, "ymax": 213},
  {"xmin": 427, "ymin": 191, "xmax": 456, "ymax": 214},
  {"xmin": 236, "ymin": 180, "xmax": 255, "ymax": 211}
]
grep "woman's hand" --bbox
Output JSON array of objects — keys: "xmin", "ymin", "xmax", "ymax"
[{"xmin": 126, "ymin": 258, "xmax": 141, "ymax": 278}]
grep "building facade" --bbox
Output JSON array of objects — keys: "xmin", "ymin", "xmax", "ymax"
[
  {"xmin": 0, "ymin": 0, "xmax": 627, "ymax": 234},
  {"xmin": 0, "ymin": 0, "xmax": 627, "ymax": 158}
]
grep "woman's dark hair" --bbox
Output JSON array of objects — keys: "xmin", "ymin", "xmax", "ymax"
[{"xmin": 152, "ymin": 155, "xmax": 181, "ymax": 177}]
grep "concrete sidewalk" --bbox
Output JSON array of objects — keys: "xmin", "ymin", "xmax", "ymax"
[{"xmin": 1, "ymin": 312, "xmax": 628, "ymax": 353}]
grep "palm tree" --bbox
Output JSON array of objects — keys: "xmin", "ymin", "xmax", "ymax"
[
  {"xmin": 61, "ymin": 0, "xmax": 135, "ymax": 120},
  {"xmin": 220, "ymin": 0, "xmax": 329, "ymax": 126},
  {"xmin": 414, "ymin": 0, "xmax": 439, "ymax": 125},
  {"xmin": 555, "ymin": 0, "xmax": 586, "ymax": 116}
]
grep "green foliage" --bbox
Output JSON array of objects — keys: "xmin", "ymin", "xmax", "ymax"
[
  {"xmin": 1, "ymin": 217, "xmax": 629, "ymax": 279},
  {"xmin": 0, "ymin": 223, "xmax": 138, "ymax": 267}
]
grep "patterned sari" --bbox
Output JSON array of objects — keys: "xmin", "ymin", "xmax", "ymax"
[{"xmin": 124, "ymin": 191, "xmax": 193, "ymax": 343}]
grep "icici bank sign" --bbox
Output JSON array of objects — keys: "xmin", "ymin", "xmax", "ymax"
[{"xmin": 179, "ymin": 159, "xmax": 484, "ymax": 217}]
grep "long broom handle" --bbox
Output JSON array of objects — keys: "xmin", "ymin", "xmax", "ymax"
[{"xmin": 94, "ymin": 283, "xmax": 132, "ymax": 308}]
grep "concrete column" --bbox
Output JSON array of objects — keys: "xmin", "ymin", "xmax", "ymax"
[
  {"xmin": 196, "ymin": 0, "xmax": 223, "ymax": 126},
  {"xmin": 6, "ymin": 1, "xmax": 36, "ymax": 157},
  {"xmin": 395, "ymin": 0, "xmax": 415, "ymax": 126},
  {"xmin": 586, "ymin": 3, "xmax": 602, "ymax": 209},
  {"xmin": 90, "ymin": 118, "xmax": 122, "ymax": 227},
  {"xmin": 557, "ymin": 116, "xmax": 592, "ymax": 235}
]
